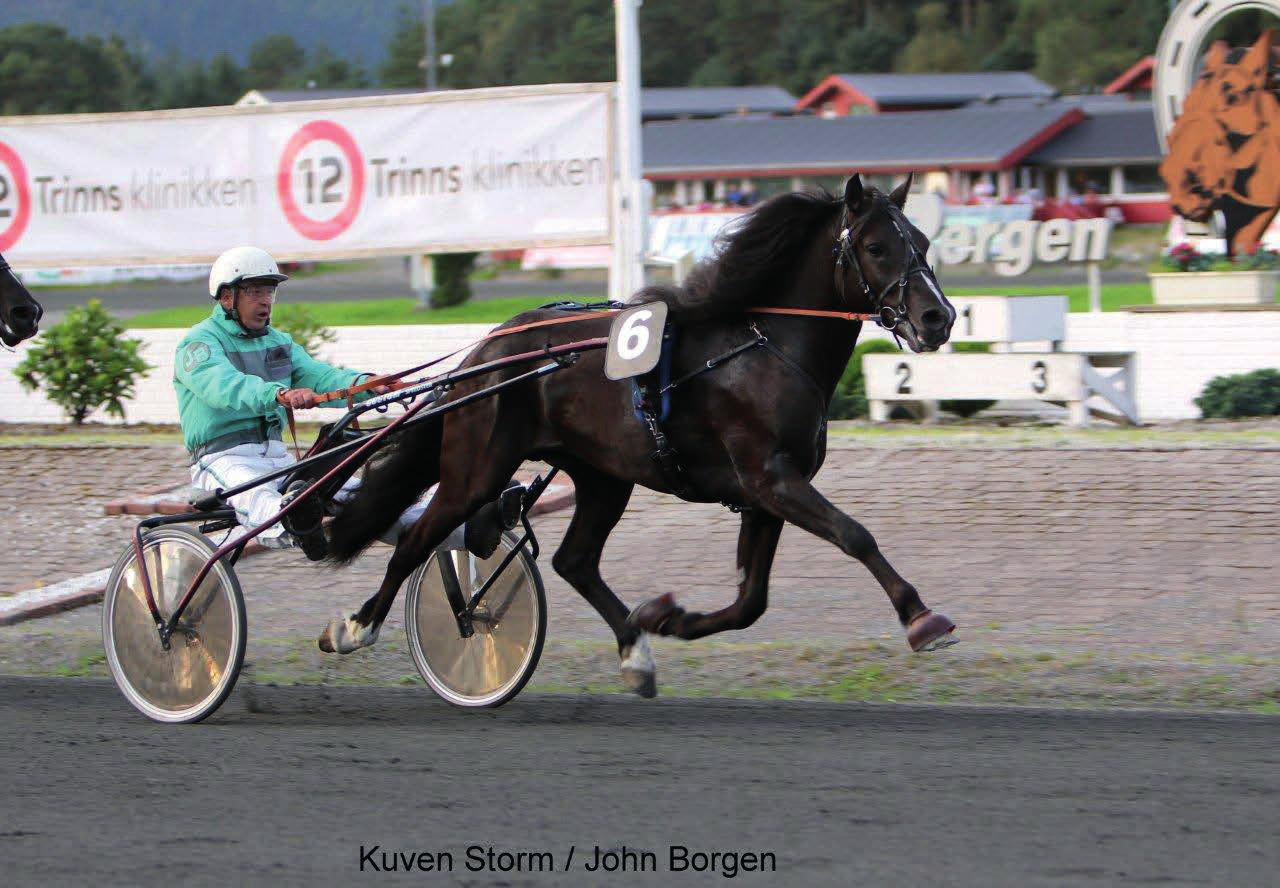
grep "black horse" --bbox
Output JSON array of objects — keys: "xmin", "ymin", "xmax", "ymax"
[
  {"xmin": 0, "ymin": 253, "xmax": 42, "ymax": 347},
  {"xmin": 321, "ymin": 173, "xmax": 958, "ymax": 696}
]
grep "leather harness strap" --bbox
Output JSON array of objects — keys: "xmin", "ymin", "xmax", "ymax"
[
  {"xmin": 305, "ymin": 306, "xmax": 874, "ymax": 406},
  {"xmin": 748, "ymin": 307, "xmax": 875, "ymax": 322},
  {"xmin": 308, "ymin": 310, "xmax": 624, "ymax": 405}
]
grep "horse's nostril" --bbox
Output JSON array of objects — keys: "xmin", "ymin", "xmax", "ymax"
[{"xmin": 921, "ymin": 308, "xmax": 945, "ymax": 328}]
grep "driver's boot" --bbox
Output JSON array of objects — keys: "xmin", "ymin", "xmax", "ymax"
[
  {"xmin": 463, "ymin": 481, "xmax": 526, "ymax": 559},
  {"xmin": 281, "ymin": 479, "xmax": 329, "ymax": 562}
]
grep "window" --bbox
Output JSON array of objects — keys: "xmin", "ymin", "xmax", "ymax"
[
  {"xmin": 1068, "ymin": 167, "xmax": 1111, "ymax": 196},
  {"xmin": 1122, "ymin": 165, "xmax": 1166, "ymax": 194},
  {"xmin": 753, "ymin": 177, "xmax": 794, "ymax": 200},
  {"xmin": 812, "ymin": 175, "xmax": 847, "ymax": 195},
  {"xmin": 652, "ymin": 180, "xmax": 677, "ymax": 209}
]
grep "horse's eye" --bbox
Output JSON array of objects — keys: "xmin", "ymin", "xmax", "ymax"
[{"xmin": 866, "ymin": 243, "xmax": 885, "ymax": 258}]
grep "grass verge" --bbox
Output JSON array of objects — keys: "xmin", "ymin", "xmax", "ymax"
[
  {"xmin": 121, "ymin": 283, "xmax": 1159, "ymax": 329},
  {"xmin": 4, "ymin": 630, "xmax": 1277, "ymax": 713}
]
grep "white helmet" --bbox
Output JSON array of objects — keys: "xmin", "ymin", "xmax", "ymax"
[{"xmin": 208, "ymin": 246, "xmax": 288, "ymax": 298}]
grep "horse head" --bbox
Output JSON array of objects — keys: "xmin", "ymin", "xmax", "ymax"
[
  {"xmin": 1161, "ymin": 117, "xmax": 1230, "ymax": 222},
  {"xmin": 0, "ymin": 253, "xmax": 43, "ymax": 347},
  {"xmin": 836, "ymin": 173, "xmax": 954, "ymax": 353},
  {"xmin": 1211, "ymin": 32, "xmax": 1275, "ymax": 140}
]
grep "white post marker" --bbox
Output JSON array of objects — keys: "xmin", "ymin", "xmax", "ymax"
[
  {"xmin": 611, "ymin": 0, "xmax": 646, "ymax": 305},
  {"xmin": 1087, "ymin": 261, "xmax": 1102, "ymax": 313},
  {"xmin": 410, "ymin": 253, "xmax": 434, "ymax": 308}
]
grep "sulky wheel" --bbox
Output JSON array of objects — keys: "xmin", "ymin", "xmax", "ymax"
[
  {"xmin": 102, "ymin": 526, "xmax": 246, "ymax": 724},
  {"xmin": 404, "ymin": 531, "xmax": 546, "ymax": 708}
]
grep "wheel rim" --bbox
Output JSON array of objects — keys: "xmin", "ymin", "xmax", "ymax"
[
  {"xmin": 105, "ymin": 531, "xmax": 242, "ymax": 722},
  {"xmin": 407, "ymin": 538, "xmax": 541, "ymax": 706}
]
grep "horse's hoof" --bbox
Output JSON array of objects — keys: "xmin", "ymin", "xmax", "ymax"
[
  {"xmin": 318, "ymin": 617, "xmax": 379, "ymax": 655},
  {"xmin": 907, "ymin": 609, "xmax": 957, "ymax": 652},
  {"xmin": 626, "ymin": 593, "xmax": 684, "ymax": 636},
  {"xmin": 620, "ymin": 634, "xmax": 657, "ymax": 699}
]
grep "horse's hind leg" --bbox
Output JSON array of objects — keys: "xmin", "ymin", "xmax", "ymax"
[
  {"xmin": 319, "ymin": 463, "xmax": 522, "ymax": 655},
  {"xmin": 628, "ymin": 509, "xmax": 783, "ymax": 642},
  {"xmin": 549, "ymin": 462, "xmax": 655, "ymax": 696},
  {"xmin": 734, "ymin": 458, "xmax": 954, "ymax": 652}
]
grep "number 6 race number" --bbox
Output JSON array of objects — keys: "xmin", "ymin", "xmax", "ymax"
[{"xmin": 605, "ymin": 302, "xmax": 668, "ymax": 380}]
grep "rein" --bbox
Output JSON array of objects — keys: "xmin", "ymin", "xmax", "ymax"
[
  {"xmin": 306, "ymin": 310, "xmax": 622, "ymax": 405},
  {"xmin": 307, "ymin": 305, "xmax": 872, "ymax": 408}
]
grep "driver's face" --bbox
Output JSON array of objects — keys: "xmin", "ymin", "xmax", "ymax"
[{"xmin": 225, "ymin": 282, "xmax": 277, "ymax": 331}]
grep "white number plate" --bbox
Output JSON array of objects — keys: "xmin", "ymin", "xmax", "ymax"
[{"xmin": 605, "ymin": 302, "xmax": 668, "ymax": 380}]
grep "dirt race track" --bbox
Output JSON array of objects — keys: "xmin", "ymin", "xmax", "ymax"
[
  {"xmin": 1, "ymin": 428, "xmax": 1278, "ymax": 884},
  {"xmin": 2, "ymin": 677, "xmax": 1277, "ymax": 886}
]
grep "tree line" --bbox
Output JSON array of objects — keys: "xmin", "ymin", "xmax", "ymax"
[{"xmin": 0, "ymin": 1, "xmax": 1194, "ymax": 116}]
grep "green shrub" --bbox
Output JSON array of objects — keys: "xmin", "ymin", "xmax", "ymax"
[
  {"xmin": 271, "ymin": 304, "xmax": 337, "ymax": 357},
  {"xmin": 13, "ymin": 300, "xmax": 151, "ymax": 424},
  {"xmin": 1194, "ymin": 369, "xmax": 1280, "ymax": 419},
  {"xmin": 829, "ymin": 339, "xmax": 901, "ymax": 419},
  {"xmin": 940, "ymin": 342, "xmax": 997, "ymax": 418},
  {"xmin": 431, "ymin": 253, "xmax": 478, "ymax": 308}
]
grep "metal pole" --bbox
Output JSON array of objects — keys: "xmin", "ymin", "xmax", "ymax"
[
  {"xmin": 1087, "ymin": 261, "xmax": 1103, "ymax": 313},
  {"xmin": 611, "ymin": 0, "xmax": 646, "ymax": 304},
  {"xmin": 424, "ymin": 0, "xmax": 437, "ymax": 91}
]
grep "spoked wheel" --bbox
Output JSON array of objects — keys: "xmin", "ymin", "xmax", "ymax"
[
  {"xmin": 102, "ymin": 527, "xmax": 246, "ymax": 724},
  {"xmin": 404, "ymin": 531, "xmax": 546, "ymax": 708}
]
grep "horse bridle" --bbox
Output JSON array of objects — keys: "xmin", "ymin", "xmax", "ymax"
[{"xmin": 833, "ymin": 201, "xmax": 938, "ymax": 334}]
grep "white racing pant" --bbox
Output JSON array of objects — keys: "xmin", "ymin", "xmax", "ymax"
[{"xmin": 189, "ymin": 440, "xmax": 454, "ymax": 550}]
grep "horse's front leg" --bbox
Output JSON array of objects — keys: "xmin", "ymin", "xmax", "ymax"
[
  {"xmin": 736, "ymin": 456, "xmax": 955, "ymax": 652},
  {"xmin": 628, "ymin": 509, "xmax": 783, "ymax": 641}
]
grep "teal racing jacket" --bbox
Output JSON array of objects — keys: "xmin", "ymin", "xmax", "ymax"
[{"xmin": 174, "ymin": 307, "xmax": 366, "ymax": 458}]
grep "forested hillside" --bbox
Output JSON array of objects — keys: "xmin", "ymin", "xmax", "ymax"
[
  {"xmin": 4, "ymin": 1, "xmax": 1251, "ymax": 116},
  {"xmin": 0, "ymin": 0, "xmax": 399, "ymax": 68}
]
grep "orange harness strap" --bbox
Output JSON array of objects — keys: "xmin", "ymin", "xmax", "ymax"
[{"xmin": 748, "ymin": 306, "xmax": 875, "ymax": 322}]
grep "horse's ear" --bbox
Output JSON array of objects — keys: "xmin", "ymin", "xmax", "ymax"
[
  {"xmin": 1241, "ymin": 31, "xmax": 1272, "ymax": 78},
  {"xmin": 843, "ymin": 174, "xmax": 866, "ymax": 213},
  {"xmin": 888, "ymin": 173, "xmax": 913, "ymax": 209},
  {"xmin": 1203, "ymin": 40, "xmax": 1228, "ymax": 73}
]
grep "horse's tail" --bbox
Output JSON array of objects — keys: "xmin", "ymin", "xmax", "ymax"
[{"xmin": 324, "ymin": 415, "xmax": 443, "ymax": 565}]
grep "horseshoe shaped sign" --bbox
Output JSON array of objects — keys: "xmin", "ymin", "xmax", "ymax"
[{"xmin": 605, "ymin": 302, "xmax": 668, "ymax": 380}]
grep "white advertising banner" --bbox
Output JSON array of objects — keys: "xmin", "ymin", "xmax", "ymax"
[{"xmin": 0, "ymin": 84, "xmax": 613, "ymax": 266}]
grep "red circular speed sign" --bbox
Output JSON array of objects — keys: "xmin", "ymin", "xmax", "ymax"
[
  {"xmin": 276, "ymin": 120, "xmax": 365, "ymax": 241},
  {"xmin": 0, "ymin": 141, "xmax": 32, "ymax": 252}
]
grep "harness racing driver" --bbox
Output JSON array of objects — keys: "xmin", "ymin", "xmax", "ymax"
[{"xmin": 174, "ymin": 246, "xmax": 521, "ymax": 561}]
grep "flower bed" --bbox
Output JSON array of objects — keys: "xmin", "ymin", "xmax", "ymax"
[{"xmin": 1149, "ymin": 243, "xmax": 1280, "ymax": 305}]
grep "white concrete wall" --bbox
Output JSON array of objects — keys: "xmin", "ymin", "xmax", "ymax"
[
  {"xmin": 1063, "ymin": 311, "xmax": 1280, "ymax": 420},
  {"xmin": 0, "ymin": 324, "xmax": 493, "ymax": 426},
  {"xmin": 1, "ymin": 313, "xmax": 1277, "ymax": 425}
]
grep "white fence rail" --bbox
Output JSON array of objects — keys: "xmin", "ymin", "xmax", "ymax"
[{"xmin": 0, "ymin": 310, "xmax": 1278, "ymax": 426}]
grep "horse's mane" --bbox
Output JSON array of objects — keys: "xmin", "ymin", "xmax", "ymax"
[{"xmin": 636, "ymin": 188, "xmax": 857, "ymax": 323}]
